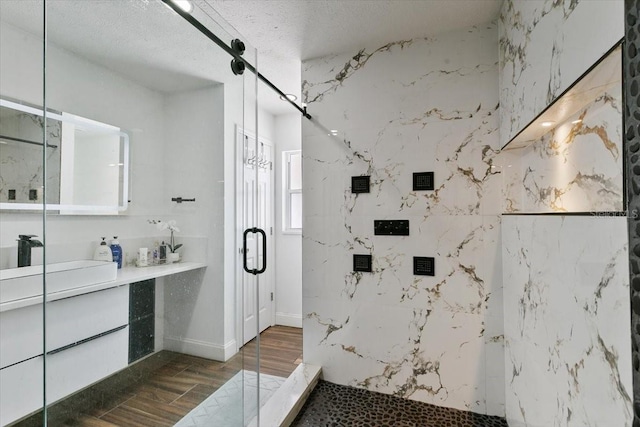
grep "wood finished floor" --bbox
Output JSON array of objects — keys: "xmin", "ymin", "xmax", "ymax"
[{"xmin": 61, "ymin": 326, "xmax": 302, "ymax": 427}]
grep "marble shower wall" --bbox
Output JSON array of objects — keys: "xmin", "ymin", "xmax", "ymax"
[
  {"xmin": 499, "ymin": 1, "xmax": 631, "ymax": 426},
  {"xmin": 302, "ymin": 25, "xmax": 504, "ymax": 415},
  {"xmin": 499, "ymin": 0, "xmax": 623, "ymax": 147},
  {"xmin": 502, "ymin": 85, "xmax": 623, "ymax": 213},
  {"xmin": 502, "ymin": 215, "xmax": 632, "ymax": 427}
]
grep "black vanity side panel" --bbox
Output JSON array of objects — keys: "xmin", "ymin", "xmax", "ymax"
[{"xmin": 128, "ymin": 279, "xmax": 155, "ymax": 364}]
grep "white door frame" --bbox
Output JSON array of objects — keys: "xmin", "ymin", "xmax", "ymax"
[{"xmin": 235, "ymin": 125, "xmax": 275, "ymax": 350}]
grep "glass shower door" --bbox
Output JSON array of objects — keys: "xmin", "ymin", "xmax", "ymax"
[
  {"xmin": 0, "ymin": 2, "xmax": 46, "ymax": 426},
  {"xmin": 0, "ymin": 0, "xmax": 262, "ymax": 425}
]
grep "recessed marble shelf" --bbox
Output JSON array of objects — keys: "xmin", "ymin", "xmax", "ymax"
[
  {"xmin": 501, "ymin": 43, "xmax": 623, "ymax": 215},
  {"xmin": 502, "ymin": 211, "xmax": 627, "ymax": 216},
  {"xmin": 502, "ymin": 43, "xmax": 621, "ymax": 151}
]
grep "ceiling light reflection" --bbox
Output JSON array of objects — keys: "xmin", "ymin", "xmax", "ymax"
[
  {"xmin": 172, "ymin": 0, "xmax": 193, "ymax": 13},
  {"xmin": 279, "ymin": 94, "xmax": 298, "ymax": 102}
]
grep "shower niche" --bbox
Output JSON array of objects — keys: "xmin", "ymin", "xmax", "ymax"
[{"xmin": 501, "ymin": 43, "xmax": 623, "ymax": 214}]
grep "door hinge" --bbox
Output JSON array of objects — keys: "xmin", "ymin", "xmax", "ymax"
[
  {"xmin": 270, "ymin": 292, "xmax": 274, "ymax": 301},
  {"xmin": 270, "ymin": 226, "xmax": 273, "ymax": 235}
]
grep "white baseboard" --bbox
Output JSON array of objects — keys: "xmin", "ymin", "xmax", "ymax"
[
  {"xmin": 164, "ymin": 336, "xmax": 237, "ymax": 362},
  {"xmin": 275, "ymin": 312, "xmax": 302, "ymax": 328}
]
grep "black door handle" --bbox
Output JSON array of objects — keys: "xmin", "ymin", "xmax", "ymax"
[{"xmin": 243, "ymin": 227, "xmax": 267, "ymax": 275}]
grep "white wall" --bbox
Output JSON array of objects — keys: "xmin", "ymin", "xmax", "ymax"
[
  {"xmin": 162, "ymin": 85, "xmax": 227, "ymax": 358},
  {"xmin": 274, "ymin": 113, "xmax": 302, "ymax": 327},
  {"xmin": 0, "ymin": 22, "xmax": 167, "ymax": 266}
]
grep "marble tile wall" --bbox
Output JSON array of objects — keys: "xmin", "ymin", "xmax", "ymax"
[
  {"xmin": 502, "ymin": 85, "xmax": 623, "ymax": 213},
  {"xmin": 499, "ymin": 1, "xmax": 632, "ymax": 426},
  {"xmin": 301, "ymin": 24, "xmax": 504, "ymax": 415},
  {"xmin": 502, "ymin": 215, "xmax": 632, "ymax": 427},
  {"xmin": 499, "ymin": 0, "xmax": 623, "ymax": 147}
]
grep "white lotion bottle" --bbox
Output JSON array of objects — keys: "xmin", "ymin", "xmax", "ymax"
[
  {"xmin": 138, "ymin": 248, "xmax": 148, "ymax": 267},
  {"xmin": 94, "ymin": 237, "xmax": 113, "ymax": 262}
]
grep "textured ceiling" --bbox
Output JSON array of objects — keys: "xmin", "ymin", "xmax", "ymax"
[
  {"xmin": 209, "ymin": 0, "xmax": 503, "ymax": 61},
  {"xmin": 208, "ymin": 0, "xmax": 503, "ymax": 114},
  {"xmin": 0, "ymin": 0, "xmax": 503, "ymax": 115}
]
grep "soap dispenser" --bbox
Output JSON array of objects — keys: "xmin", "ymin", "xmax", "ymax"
[
  {"xmin": 110, "ymin": 236, "xmax": 123, "ymax": 269},
  {"xmin": 93, "ymin": 237, "xmax": 113, "ymax": 262}
]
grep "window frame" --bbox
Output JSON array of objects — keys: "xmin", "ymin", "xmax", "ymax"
[{"xmin": 282, "ymin": 150, "xmax": 302, "ymax": 234}]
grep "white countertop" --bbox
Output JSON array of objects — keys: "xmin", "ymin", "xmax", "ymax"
[{"xmin": 0, "ymin": 262, "xmax": 206, "ymax": 312}]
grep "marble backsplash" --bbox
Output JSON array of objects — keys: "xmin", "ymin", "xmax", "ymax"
[
  {"xmin": 302, "ymin": 24, "xmax": 504, "ymax": 415},
  {"xmin": 498, "ymin": 0, "xmax": 623, "ymax": 147},
  {"xmin": 502, "ymin": 215, "xmax": 632, "ymax": 427},
  {"xmin": 502, "ymin": 86, "xmax": 623, "ymax": 213}
]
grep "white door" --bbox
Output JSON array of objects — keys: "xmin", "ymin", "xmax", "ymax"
[{"xmin": 238, "ymin": 129, "xmax": 274, "ymax": 346}]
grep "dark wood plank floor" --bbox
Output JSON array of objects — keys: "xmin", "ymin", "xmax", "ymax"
[{"xmin": 56, "ymin": 326, "xmax": 302, "ymax": 427}]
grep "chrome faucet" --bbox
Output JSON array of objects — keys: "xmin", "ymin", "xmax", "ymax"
[{"xmin": 17, "ymin": 235, "xmax": 43, "ymax": 267}]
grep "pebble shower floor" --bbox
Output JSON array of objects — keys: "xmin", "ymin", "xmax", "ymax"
[{"xmin": 291, "ymin": 380, "xmax": 508, "ymax": 427}]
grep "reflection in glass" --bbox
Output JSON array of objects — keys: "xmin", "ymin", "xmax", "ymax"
[{"xmin": 0, "ymin": 99, "xmax": 129, "ymax": 213}]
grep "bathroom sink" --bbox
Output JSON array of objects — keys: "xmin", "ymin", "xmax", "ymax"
[{"xmin": 0, "ymin": 260, "xmax": 117, "ymax": 304}]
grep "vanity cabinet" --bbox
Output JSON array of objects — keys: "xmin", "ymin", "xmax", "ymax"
[
  {"xmin": 0, "ymin": 286, "xmax": 129, "ymax": 426},
  {"xmin": 0, "ymin": 285, "xmax": 128, "ymax": 369},
  {"xmin": 0, "ymin": 263, "xmax": 204, "ymax": 426},
  {"xmin": 0, "ymin": 328, "xmax": 129, "ymax": 426}
]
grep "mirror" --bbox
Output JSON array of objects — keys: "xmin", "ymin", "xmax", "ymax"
[{"xmin": 0, "ymin": 98, "xmax": 129, "ymax": 214}]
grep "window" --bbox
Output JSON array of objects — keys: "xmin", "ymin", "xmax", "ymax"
[{"xmin": 283, "ymin": 150, "xmax": 302, "ymax": 233}]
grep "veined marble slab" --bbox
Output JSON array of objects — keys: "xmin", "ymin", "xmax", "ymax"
[
  {"xmin": 502, "ymin": 85, "xmax": 622, "ymax": 213},
  {"xmin": 499, "ymin": 0, "xmax": 623, "ymax": 146},
  {"xmin": 502, "ymin": 215, "xmax": 632, "ymax": 427},
  {"xmin": 302, "ymin": 24, "xmax": 504, "ymax": 416}
]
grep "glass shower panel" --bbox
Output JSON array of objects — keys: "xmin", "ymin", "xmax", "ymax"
[
  {"xmin": 1, "ymin": 0, "xmax": 253, "ymax": 426},
  {"xmin": 0, "ymin": 1, "xmax": 46, "ymax": 426},
  {"xmin": 192, "ymin": 3, "xmax": 266, "ymax": 424}
]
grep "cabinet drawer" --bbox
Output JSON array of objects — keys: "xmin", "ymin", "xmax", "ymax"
[
  {"xmin": 0, "ymin": 327, "xmax": 128, "ymax": 426},
  {"xmin": 0, "ymin": 355, "xmax": 42, "ymax": 426},
  {"xmin": 47, "ymin": 326, "xmax": 128, "ymax": 403},
  {"xmin": 0, "ymin": 286, "xmax": 128, "ymax": 369}
]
